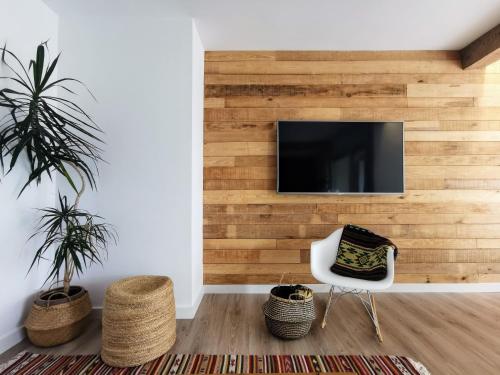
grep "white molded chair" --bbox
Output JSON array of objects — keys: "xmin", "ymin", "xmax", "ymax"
[{"xmin": 311, "ymin": 227, "xmax": 395, "ymax": 342}]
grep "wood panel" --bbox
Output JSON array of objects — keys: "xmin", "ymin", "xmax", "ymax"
[
  {"xmin": 205, "ymin": 60, "xmax": 498, "ymax": 74},
  {"xmin": 205, "ymin": 50, "xmax": 460, "ymax": 61},
  {"xmin": 205, "ymin": 84, "xmax": 406, "ymax": 98},
  {"xmin": 205, "ymin": 73, "xmax": 500, "ymax": 85},
  {"xmin": 203, "ymin": 51, "xmax": 500, "ymax": 284}
]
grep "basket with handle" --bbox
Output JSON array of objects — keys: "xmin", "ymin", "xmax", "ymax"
[
  {"xmin": 262, "ymin": 275, "xmax": 315, "ymax": 339},
  {"xmin": 24, "ymin": 287, "xmax": 92, "ymax": 347}
]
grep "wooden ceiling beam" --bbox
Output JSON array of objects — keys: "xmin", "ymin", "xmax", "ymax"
[{"xmin": 460, "ymin": 24, "xmax": 500, "ymax": 69}]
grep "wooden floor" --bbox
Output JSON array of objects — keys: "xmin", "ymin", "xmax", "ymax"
[{"xmin": 2, "ymin": 293, "xmax": 500, "ymax": 374}]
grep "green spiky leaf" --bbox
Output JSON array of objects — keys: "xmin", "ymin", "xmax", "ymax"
[
  {"xmin": 29, "ymin": 193, "xmax": 117, "ymax": 286},
  {"xmin": 0, "ymin": 43, "xmax": 103, "ymax": 195}
]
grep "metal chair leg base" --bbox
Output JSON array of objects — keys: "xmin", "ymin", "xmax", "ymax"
[{"xmin": 321, "ymin": 286, "xmax": 384, "ymax": 342}]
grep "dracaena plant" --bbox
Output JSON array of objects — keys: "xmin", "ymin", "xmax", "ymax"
[
  {"xmin": 0, "ymin": 42, "xmax": 102, "ymax": 195},
  {"xmin": 0, "ymin": 43, "xmax": 115, "ymax": 295},
  {"xmin": 30, "ymin": 194, "xmax": 116, "ymax": 294}
]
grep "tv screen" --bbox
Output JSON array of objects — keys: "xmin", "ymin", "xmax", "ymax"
[{"xmin": 277, "ymin": 121, "xmax": 404, "ymax": 194}]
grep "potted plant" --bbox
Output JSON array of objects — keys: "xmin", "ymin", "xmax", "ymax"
[{"xmin": 0, "ymin": 43, "xmax": 116, "ymax": 346}]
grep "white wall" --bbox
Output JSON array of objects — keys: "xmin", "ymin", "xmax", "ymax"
[
  {"xmin": 56, "ymin": 13, "xmax": 204, "ymax": 318},
  {"xmin": 190, "ymin": 21, "xmax": 205, "ymax": 313},
  {"xmin": 0, "ymin": 6, "xmax": 205, "ymax": 352},
  {"xmin": 0, "ymin": 0, "xmax": 58, "ymax": 353}
]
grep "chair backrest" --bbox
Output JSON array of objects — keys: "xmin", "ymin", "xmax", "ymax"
[{"xmin": 310, "ymin": 227, "xmax": 344, "ymax": 278}]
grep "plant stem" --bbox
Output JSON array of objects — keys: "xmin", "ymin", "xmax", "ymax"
[
  {"xmin": 63, "ymin": 261, "xmax": 71, "ymax": 295},
  {"xmin": 68, "ymin": 162, "xmax": 86, "ymax": 209},
  {"xmin": 62, "ymin": 162, "xmax": 86, "ymax": 294}
]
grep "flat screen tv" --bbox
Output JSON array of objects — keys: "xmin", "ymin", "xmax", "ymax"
[{"xmin": 277, "ymin": 121, "xmax": 404, "ymax": 194}]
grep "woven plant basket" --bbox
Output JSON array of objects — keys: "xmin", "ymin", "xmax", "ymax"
[
  {"xmin": 24, "ymin": 288, "xmax": 92, "ymax": 347},
  {"xmin": 263, "ymin": 285, "xmax": 315, "ymax": 339},
  {"xmin": 101, "ymin": 275, "xmax": 176, "ymax": 368}
]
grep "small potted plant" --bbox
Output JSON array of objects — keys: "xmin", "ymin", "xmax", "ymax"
[{"xmin": 0, "ymin": 43, "xmax": 115, "ymax": 346}]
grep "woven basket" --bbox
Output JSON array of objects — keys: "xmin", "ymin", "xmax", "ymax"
[
  {"xmin": 24, "ymin": 289, "xmax": 92, "ymax": 347},
  {"xmin": 263, "ymin": 285, "xmax": 315, "ymax": 339},
  {"xmin": 101, "ymin": 275, "xmax": 176, "ymax": 367}
]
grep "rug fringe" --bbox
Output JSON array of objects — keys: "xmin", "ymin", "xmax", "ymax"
[
  {"xmin": 0, "ymin": 351, "xmax": 28, "ymax": 372},
  {"xmin": 408, "ymin": 357, "xmax": 431, "ymax": 375}
]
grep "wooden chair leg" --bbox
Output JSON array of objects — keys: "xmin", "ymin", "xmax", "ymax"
[
  {"xmin": 368, "ymin": 293, "xmax": 383, "ymax": 343},
  {"xmin": 321, "ymin": 285, "xmax": 335, "ymax": 328}
]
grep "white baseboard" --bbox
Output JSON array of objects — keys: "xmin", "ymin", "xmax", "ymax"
[
  {"xmin": 204, "ymin": 283, "xmax": 500, "ymax": 294},
  {"xmin": 0, "ymin": 326, "xmax": 24, "ymax": 354},
  {"xmin": 175, "ymin": 287, "xmax": 204, "ymax": 319}
]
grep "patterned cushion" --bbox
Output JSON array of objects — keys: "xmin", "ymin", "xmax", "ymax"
[{"xmin": 330, "ymin": 225, "xmax": 397, "ymax": 281}]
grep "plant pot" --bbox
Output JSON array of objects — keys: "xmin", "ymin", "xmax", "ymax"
[
  {"xmin": 25, "ymin": 286, "xmax": 92, "ymax": 347},
  {"xmin": 262, "ymin": 285, "xmax": 315, "ymax": 339},
  {"xmin": 34, "ymin": 285, "xmax": 86, "ymax": 307}
]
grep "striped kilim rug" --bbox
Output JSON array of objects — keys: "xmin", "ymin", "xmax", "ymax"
[{"xmin": 0, "ymin": 352, "xmax": 430, "ymax": 375}]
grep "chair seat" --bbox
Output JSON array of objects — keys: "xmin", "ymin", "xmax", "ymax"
[{"xmin": 311, "ymin": 228, "xmax": 395, "ymax": 291}]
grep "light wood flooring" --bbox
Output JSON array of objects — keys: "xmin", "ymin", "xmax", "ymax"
[{"xmin": 2, "ymin": 293, "xmax": 500, "ymax": 374}]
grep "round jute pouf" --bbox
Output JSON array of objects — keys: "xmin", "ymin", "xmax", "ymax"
[{"xmin": 101, "ymin": 276, "xmax": 176, "ymax": 367}]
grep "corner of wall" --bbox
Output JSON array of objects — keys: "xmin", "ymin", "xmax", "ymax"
[
  {"xmin": 190, "ymin": 18, "xmax": 205, "ymax": 317},
  {"xmin": 0, "ymin": 0, "xmax": 59, "ymax": 353},
  {"xmin": 175, "ymin": 285, "xmax": 205, "ymax": 319},
  {"xmin": 0, "ymin": 327, "xmax": 24, "ymax": 355}
]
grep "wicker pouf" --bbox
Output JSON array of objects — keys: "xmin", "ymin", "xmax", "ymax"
[{"xmin": 101, "ymin": 276, "xmax": 176, "ymax": 367}]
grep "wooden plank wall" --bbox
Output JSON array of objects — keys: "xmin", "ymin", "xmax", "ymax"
[{"xmin": 203, "ymin": 51, "xmax": 500, "ymax": 284}]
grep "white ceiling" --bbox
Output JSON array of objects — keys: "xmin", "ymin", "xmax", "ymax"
[
  {"xmin": 189, "ymin": 0, "xmax": 500, "ymax": 50},
  {"xmin": 46, "ymin": 0, "xmax": 500, "ymax": 50}
]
